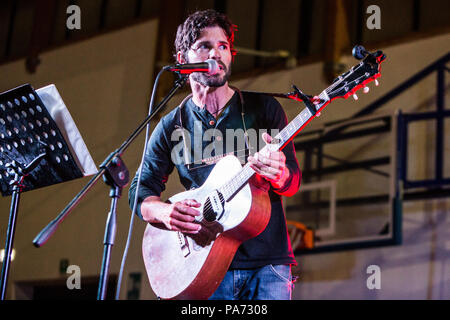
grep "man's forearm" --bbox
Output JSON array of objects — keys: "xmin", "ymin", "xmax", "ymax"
[{"xmin": 141, "ymin": 196, "xmax": 164, "ymax": 222}]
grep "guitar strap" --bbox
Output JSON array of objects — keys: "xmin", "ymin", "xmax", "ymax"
[{"xmin": 176, "ymin": 86, "xmax": 252, "ymax": 169}]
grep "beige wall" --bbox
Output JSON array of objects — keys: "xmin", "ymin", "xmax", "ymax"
[
  {"xmin": 0, "ymin": 17, "xmax": 449, "ymax": 299},
  {"xmin": 0, "ymin": 19, "xmax": 159, "ymax": 300}
]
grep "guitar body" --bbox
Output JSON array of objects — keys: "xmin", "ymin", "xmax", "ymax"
[{"xmin": 142, "ymin": 155, "xmax": 271, "ymax": 300}]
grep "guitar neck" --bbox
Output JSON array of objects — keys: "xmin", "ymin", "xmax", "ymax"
[
  {"xmin": 218, "ymin": 47, "xmax": 386, "ymax": 202},
  {"xmin": 274, "ymin": 90, "xmax": 329, "ymax": 150},
  {"xmin": 219, "ymin": 90, "xmax": 329, "ymax": 201}
]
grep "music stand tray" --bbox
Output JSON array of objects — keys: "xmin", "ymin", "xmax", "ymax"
[{"xmin": 0, "ymin": 83, "xmax": 96, "ymax": 196}]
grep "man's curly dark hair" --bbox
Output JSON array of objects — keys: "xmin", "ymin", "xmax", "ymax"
[{"xmin": 174, "ymin": 9, "xmax": 237, "ymax": 62}]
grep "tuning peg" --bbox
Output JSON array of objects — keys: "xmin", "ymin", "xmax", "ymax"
[
  {"xmin": 375, "ymin": 79, "xmax": 379, "ymax": 86},
  {"xmin": 353, "ymin": 93, "xmax": 359, "ymax": 100},
  {"xmin": 363, "ymin": 86, "xmax": 370, "ymax": 94}
]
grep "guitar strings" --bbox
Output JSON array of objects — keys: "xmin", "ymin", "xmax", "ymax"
[
  {"xmin": 325, "ymin": 62, "xmax": 364, "ymax": 94},
  {"xmin": 327, "ymin": 74, "xmax": 367, "ymax": 97},
  {"xmin": 198, "ymin": 161, "xmax": 255, "ymax": 219}
]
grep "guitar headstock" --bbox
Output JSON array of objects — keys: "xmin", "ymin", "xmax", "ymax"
[{"xmin": 325, "ymin": 48, "xmax": 386, "ymax": 101}]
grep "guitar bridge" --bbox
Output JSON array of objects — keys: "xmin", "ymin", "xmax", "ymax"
[{"xmin": 177, "ymin": 232, "xmax": 190, "ymax": 257}]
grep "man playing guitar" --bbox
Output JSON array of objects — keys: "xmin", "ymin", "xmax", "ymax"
[{"xmin": 129, "ymin": 9, "xmax": 301, "ymax": 300}]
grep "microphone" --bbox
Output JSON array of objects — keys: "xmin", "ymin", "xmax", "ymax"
[{"xmin": 164, "ymin": 59, "xmax": 220, "ymax": 75}]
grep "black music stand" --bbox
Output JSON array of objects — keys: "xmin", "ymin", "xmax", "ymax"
[{"xmin": 0, "ymin": 84, "xmax": 84, "ymax": 299}]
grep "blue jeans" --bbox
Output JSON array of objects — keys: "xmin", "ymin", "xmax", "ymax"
[{"xmin": 209, "ymin": 264, "xmax": 294, "ymax": 300}]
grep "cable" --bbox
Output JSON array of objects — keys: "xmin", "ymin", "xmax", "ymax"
[{"xmin": 114, "ymin": 68, "xmax": 166, "ymax": 300}]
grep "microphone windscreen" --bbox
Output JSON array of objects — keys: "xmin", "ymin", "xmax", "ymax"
[{"xmin": 205, "ymin": 59, "xmax": 220, "ymax": 75}]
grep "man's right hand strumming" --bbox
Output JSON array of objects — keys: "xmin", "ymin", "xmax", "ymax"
[{"xmin": 141, "ymin": 196, "xmax": 202, "ymax": 234}]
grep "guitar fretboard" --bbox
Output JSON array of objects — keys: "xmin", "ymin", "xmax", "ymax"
[{"xmin": 219, "ymin": 90, "xmax": 329, "ymax": 201}]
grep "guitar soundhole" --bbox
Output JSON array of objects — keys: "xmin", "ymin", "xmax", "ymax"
[{"xmin": 203, "ymin": 190, "xmax": 225, "ymax": 222}]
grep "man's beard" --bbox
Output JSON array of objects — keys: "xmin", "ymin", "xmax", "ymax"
[{"xmin": 191, "ymin": 62, "xmax": 232, "ymax": 87}]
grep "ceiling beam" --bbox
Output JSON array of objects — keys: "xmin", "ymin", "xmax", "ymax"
[{"xmin": 26, "ymin": 0, "xmax": 58, "ymax": 73}]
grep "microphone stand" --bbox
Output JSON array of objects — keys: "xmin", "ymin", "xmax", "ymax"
[
  {"xmin": 1, "ymin": 152, "xmax": 46, "ymax": 300},
  {"xmin": 33, "ymin": 71, "xmax": 187, "ymax": 299}
]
